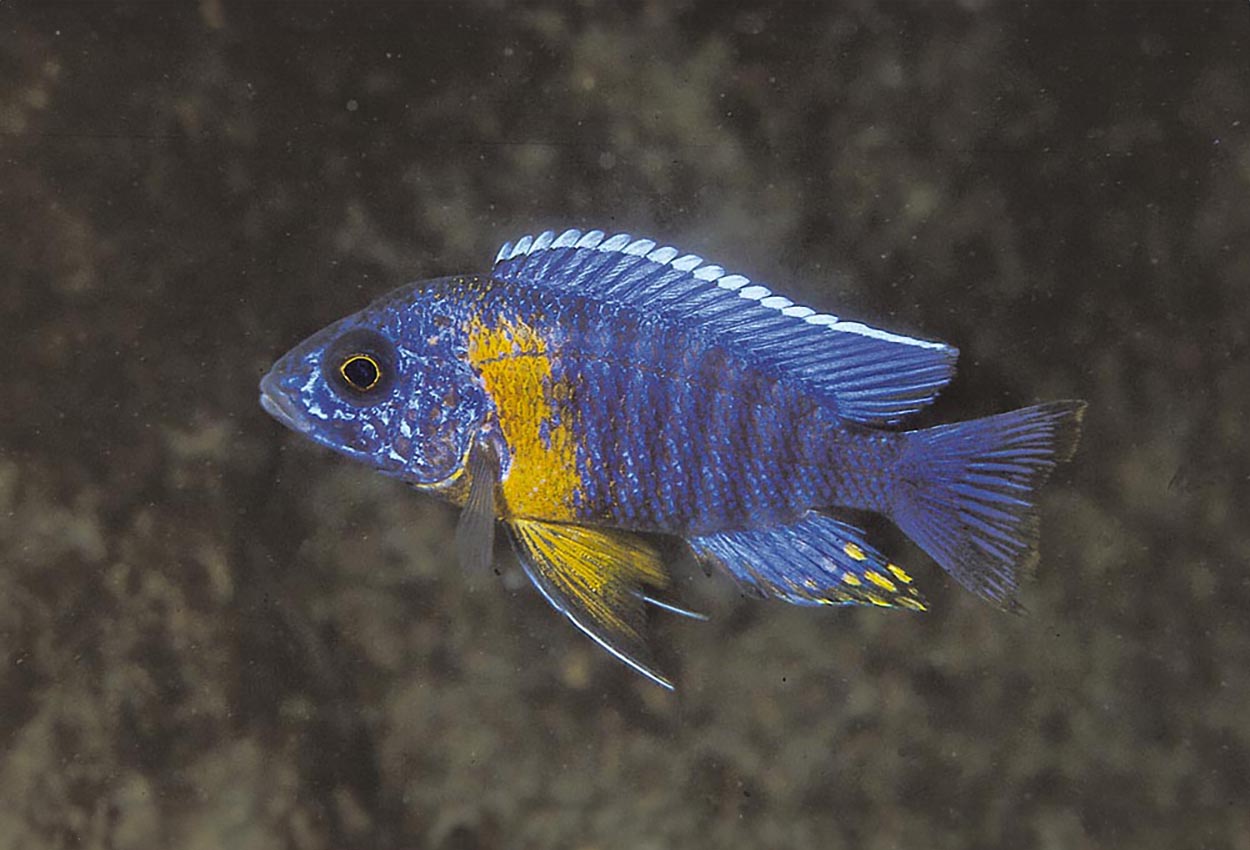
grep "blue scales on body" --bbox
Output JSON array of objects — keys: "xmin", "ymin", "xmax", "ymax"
[{"xmin": 260, "ymin": 227, "xmax": 1085, "ymax": 689}]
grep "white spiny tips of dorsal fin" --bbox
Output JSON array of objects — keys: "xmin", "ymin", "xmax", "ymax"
[
  {"xmin": 552, "ymin": 228, "xmax": 581, "ymax": 248},
  {"xmin": 738, "ymin": 284, "xmax": 771, "ymax": 300},
  {"xmin": 646, "ymin": 246, "xmax": 680, "ymax": 264},
  {"xmin": 716, "ymin": 274, "xmax": 750, "ymax": 291},
  {"xmin": 671, "ymin": 254, "xmax": 703, "ymax": 272},
  {"xmin": 599, "ymin": 233, "xmax": 632, "ymax": 252},
  {"xmin": 693, "ymin": 264, "xmax": 725, "ymax": 282},
  {"xmin": 495, "ymin": 240, "xmax": 514, "ymax": 264},
  {"xmin": 624, "ymin": 238, "xmax": 656, "ymax": 256},
  {"xmin": 511, "ymin": 234, "xmax": 534, "ymax": 259},
  {"xmin": 805, "ymin": 313, "xmax": 841, "ymax": 327},
  {"xmin": 576, "ymin": 230, "xmax": 606, "ymax": 249},
  {"xmin": 531, "ymin": 230, "xmax": 556, "ymax": 252},
  {"xmin": 782, "ymin": 305, "xmax": 816, "ymax": 318}
]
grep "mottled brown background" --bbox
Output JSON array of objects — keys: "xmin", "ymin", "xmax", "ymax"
[{"xmin": 2, "ymin": 2, "xmax": 1248, "ymax": 848}]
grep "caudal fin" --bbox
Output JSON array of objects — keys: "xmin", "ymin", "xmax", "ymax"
[{"xmin": 892, "ymin": 401, "xmax": 1086, "ymax": 609}]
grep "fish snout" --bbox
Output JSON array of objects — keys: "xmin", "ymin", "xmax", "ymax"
[{"xmin": 259, "ymin": 371, "xmax": 312, "ymax": 434}]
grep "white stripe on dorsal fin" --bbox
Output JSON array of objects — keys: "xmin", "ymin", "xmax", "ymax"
[
  {"xmin": 824, "ymin": 321, "xmax": 950, "ymax": 351},
  {"xmin": 491, "ymin": 229, "xmax": 959, "ymax": 424}
]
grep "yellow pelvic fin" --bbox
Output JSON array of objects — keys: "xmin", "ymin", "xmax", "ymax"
[
  {"xmin": 509, "ymin": 519, "xmax": 673, "ymax": 688},
  {"xmin": 466, "ymin": 314, "xmax": 581, "ymax": 521}
]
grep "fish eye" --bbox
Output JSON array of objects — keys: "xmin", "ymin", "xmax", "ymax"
[
  {"xmin": 340, "ymin": 354, "xmax": 381, "ymax": 392},
  {"xmin": 323, "ymin": 329, "xmax": 396, "ymax": 403}
]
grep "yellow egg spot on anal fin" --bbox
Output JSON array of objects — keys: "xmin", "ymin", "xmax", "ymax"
[
  {"xmin": 841, "ymin": 573, "xmax": 862, "ymax": 587},
  {"xmin": 887, "ymin": 563, "xmax": 913, "ymax": 584},
  {"xmin": 866, "ymin": 570, "xmax": 898, "ymax": 593},
  {"xmin": 843, "ymin": 542, "xmax": 867, "ymax": 561}
]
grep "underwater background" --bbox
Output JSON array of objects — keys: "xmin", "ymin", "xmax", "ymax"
[{"xmin": 2, "ymin": 2, "xmax": 1248, "ymax": 848}]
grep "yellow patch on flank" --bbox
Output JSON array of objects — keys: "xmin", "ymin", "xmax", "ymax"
[
  {"xmin": 841, "ymin": 573, "xmax": 862, "ymax": 587},
  {"xmin": 843, "ymin": 542, "xmax": 867, "ymax": 561},
  {"xmin": 467, "ymin": 313, "xmax": 580, "ymax": 521},
  {"xmin": 887, "ymin": 563, "xmax": 913, "ymax": 584},
  {"xmin": 866, "ymin": 571, "xmax": 898, "ymax": 593}
]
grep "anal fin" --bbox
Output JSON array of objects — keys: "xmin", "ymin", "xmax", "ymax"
[
  {"xmin": 509, "ymin": 519, "xmax": 676, "ymax": 689},
  {"xmin": 688, "ymin": 512, "xmax": 928, "ymax": 611}
]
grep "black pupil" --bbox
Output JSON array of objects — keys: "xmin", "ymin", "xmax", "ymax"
[{"xmin": 343, "ymin": 356, "xmax": 378, "ymax": 390}]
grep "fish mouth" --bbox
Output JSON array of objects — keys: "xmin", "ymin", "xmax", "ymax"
[{"xmin": 259, "ymin": 373, "xmax": 312, "ymax": 434}]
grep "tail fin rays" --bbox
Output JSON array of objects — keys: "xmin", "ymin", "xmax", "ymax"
[{"xmin": 892, "ymin": 401, "xmax": 1085, "ymax": 609}]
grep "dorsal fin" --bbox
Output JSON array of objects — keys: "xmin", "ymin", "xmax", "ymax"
[{"xmin": 492, "ymin": 229, "xmax": 958, "ymax": 426}]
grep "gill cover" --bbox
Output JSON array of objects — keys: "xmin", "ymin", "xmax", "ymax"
[{"xmin": 396, "ymin": 354, "xmax": 489, "ymax": 486}]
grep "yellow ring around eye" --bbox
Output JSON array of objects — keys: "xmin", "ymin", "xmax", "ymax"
[{"xmin": 339, "ymin": 353, "xmax": 381, "ymax": 391}]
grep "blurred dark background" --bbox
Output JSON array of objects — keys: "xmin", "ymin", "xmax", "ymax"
[{"xmin": 2, "ymin": 2, "xmax": 1248, "ymax": 848}]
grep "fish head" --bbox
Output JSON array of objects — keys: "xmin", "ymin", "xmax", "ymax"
[{"xmin": 260, "ymin": 282, "xmax": 490, "ymax": 488}]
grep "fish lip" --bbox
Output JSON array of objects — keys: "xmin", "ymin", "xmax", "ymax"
[{"xmin": 259, "ymin": 373, "xmax": 311, "ymax": 434}]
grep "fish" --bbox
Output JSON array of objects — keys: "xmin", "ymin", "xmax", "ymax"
[{"xmin": 259, "ymin": 228, "xmax": 1085, "ymax": 689}]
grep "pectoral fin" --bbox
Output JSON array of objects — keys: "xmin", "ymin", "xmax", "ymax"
[
  {"xmin": 455, "ymin": 440, "xmax": 501, "ymax": 573},
  {"xmin": 508, "ymin": 519, "xmax": 675, "ymax": 689}
]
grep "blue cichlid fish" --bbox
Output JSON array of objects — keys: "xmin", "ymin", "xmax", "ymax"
[{"xmin": 260, "ymin": 228, "xmax": 1085, "ymax": 688}]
